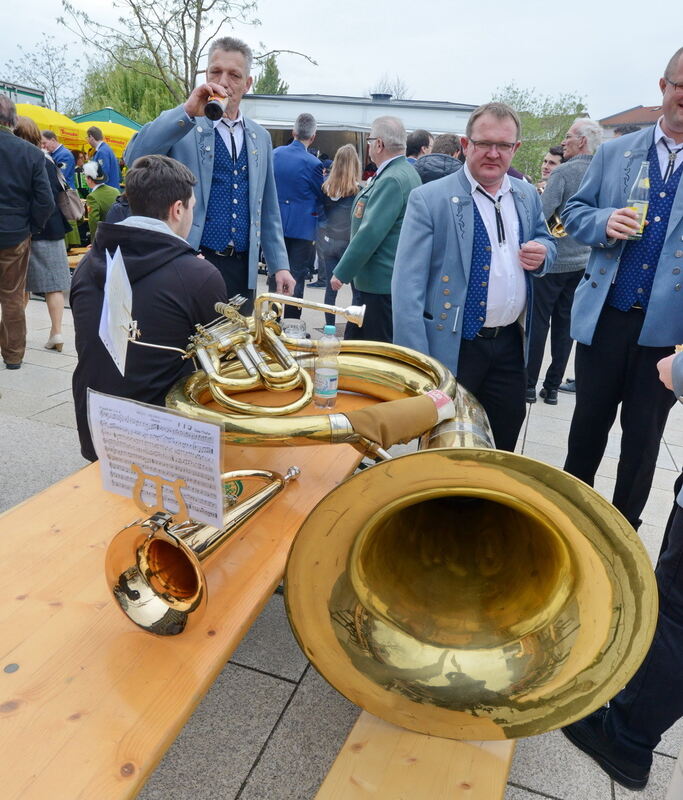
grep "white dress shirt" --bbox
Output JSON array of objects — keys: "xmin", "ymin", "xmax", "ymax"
[
  {"xmin": 654, "ymin": 118, "xmax": 683, "ymax": 180},
  {"xmin": 213, "ymin": 113, "xmax": 245, "ymax": 158},
  {"xmin": 463, "ymin": 164, "xmax": 526, "ymax": 327}
]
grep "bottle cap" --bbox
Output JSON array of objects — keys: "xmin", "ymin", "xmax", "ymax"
[{"xmin": 323, "ymin": 325, "xmax": 337, "ymax": 335}]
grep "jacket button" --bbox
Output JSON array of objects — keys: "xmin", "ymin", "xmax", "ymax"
[
  {"xmin": 444, "ymin": 302, "xmax": 452, "ymax": 309},
  {"xmin": 436, "ymin": 324, "xmax": 444, "ymax": 330},
  {"xmin": 674, "ymin": 268, "xmax": 681, "ymax": 275},
  {"xmin": 599, "ymin": 268, "xmax": 606, "ymax": 274},
  {"xmin": 440, "ymin": 313, "xmax": 448, "ymax": 319},
  {"xmin": 676, "ymin": 284, "xmax": 682, "ymax": 291},
  {"xmin": 676, "ymin": 251, "xmax": 683, "ymax": 258},
  {"xmin": 591, "ymin": 281, "xmax": 597, "ymax": 288},
  {"xmin": 443, "ymin": 288, "xmax": 451, "ymax": 295},
  {"xmin": 442, "ymin": 275, "xmax": 449, "ymax": 282}
]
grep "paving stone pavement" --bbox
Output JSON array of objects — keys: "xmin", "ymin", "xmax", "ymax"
[{"xmin": 2, "ymin": 286, "xmax": 681, "ymax": 799}]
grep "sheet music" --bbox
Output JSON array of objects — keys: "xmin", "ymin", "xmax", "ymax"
[
  {"xmin": 98, "ymin": 246, "xmax": 133, "ymax": 376},
  {"xmin": 88, "ymin": 390, "xmax": 223, "ymax": 526}
]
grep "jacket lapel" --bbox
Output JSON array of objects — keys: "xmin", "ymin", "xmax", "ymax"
[
  {"xmin": 243, "ymin": 118, "xmax": 260, "ymax": 219},
  {"xmin": 447, "ymin": 170, "xmax": 474, "ymax": 280}
]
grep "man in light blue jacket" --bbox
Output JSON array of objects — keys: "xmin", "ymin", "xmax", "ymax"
[
  {"xmin": 392, "ymin": 102, "xmax": 555, "ymax": 451},
  {"xmin": 125, "ymin": 36, "xmax": 295, "ymax": 312},
  {"xmin": 562, "ymin": 46, "xmax": 683, "ymax": 530}
]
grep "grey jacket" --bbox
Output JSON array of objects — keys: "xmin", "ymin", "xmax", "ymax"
[{"xmin": 543, "ymin": 154, "xmax": 593, "ymax": 273}]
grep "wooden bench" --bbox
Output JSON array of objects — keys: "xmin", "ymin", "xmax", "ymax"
[{"xmin": 0, "ymin": 389, "xmax": 512, "ymax": 799}]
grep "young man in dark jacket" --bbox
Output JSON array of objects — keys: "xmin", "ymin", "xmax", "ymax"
[
  {"xmin": 0, "ymin": 95, "xmax": 54, "ymax": 369},
  {"xmin": 70, "ymin": 154, "xmax": 227, "ymax": 460}
]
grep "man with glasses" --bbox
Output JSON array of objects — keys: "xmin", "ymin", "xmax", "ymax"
[
  {"xmin": 392, "ymin": 102, "xmax": 555, "ymax": 451},
  {"xmin": 561, "ymin": 46, "xmax": 683, "ymax": 532},
  {"xmin": 330, "ymin": 116, "xmax": 420, "ymax": 343}
]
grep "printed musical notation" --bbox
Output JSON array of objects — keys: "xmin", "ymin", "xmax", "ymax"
[{"xmin": 87, "ymin": 390, "xmax": 223, "ymax": 526}]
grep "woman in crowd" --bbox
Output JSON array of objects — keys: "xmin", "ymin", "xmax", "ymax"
[
  {"xmin": 319, "ymin": 144, "xmax": 362, "ymax": 325},
  {"xmin": 14, "ymin": 116, "xmax": 71, "ymax": 352}
]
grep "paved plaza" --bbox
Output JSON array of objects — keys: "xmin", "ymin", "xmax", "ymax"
[{"xmin": 1, "ymin": 281, "xmax": 682, "ymax": 799}]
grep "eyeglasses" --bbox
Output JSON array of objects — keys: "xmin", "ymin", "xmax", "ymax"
[
  {"xmin": 468, "ymin": 140, "xmax": 517, "ymax": 153},
  {"xmin": 665, "ymin": 77, "xmax": 683, "ymax": 92}
]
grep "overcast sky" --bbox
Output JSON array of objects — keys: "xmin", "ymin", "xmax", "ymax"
[{"xmin": 4, "ymin": 0, "xmax": 679, "ymax": 120}]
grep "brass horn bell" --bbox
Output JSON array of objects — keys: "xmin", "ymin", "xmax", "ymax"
[{"xmin": 285, "ymin": 448, "xmax": 657, "ymax": 740}]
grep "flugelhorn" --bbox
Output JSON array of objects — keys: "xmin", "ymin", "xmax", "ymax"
[{"xmin": 105, "ymin": 467, "xmax": 299, "ymax": 635}]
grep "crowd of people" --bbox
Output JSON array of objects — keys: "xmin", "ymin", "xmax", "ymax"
[{"xmin": 1, "ymin": 34, "xmax": 683, "ymax": 793}]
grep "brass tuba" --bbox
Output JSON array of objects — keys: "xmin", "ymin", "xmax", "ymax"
[
  {"xmin": 285, "ymin": 449, "xmax": 657, "ymax": 740},
  {"xmin": 162, "ymin": 294, "xmax": 656, "ymax": 739}
]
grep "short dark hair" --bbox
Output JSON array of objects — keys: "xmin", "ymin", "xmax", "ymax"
[
  {"xmin": 548, "ymin": 145, "xmax": 564, "ymax": 160},
  {"xmin": 41, "ymin": 129, "xmax": 57, "ymax": 141},
  {"xmin": 126, "ymin": 155, "xmax": 197, "ymax": 220},
  {"xmin": 432, "ymin": 133, "xmax": 461, "ymax": 156},
  {"xmin": 406, "ymin": 129, "xmax": 432, "ymax": 157},
  {"xmin": 613, "ymin": 124, "xmax": 641, "ymax": 137},
  {"xmin": 466, "ymin": 102, "xmax": 521, "ymax": 140},
  {"xmin": 87, "ymin": 126, "xmax": 104, "ymax": 141}
]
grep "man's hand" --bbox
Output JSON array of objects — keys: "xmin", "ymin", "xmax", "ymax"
[
  {"xmin": 330, "ymin": 276, "xmax": 344, "ymax": 292},
  {"xmin": 274, "ymin": 269, "xmax": 296, "ymax": 295},
  {"xmin": 606, "ymin": 207, "xmax": 642, "ymax": 240},
  {"xmin": 518, "ymin": 241, "xmax": 547, "ymax": 271},
  {"xmin": 657, "ymin": 353, "xmax": 676, "ymax": 391},
  {"xmin": 183, "ymin": 83, "xmax": 228, "ymax": 119}
]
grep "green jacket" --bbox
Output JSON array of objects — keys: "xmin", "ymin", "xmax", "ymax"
[
  {"xmin": 86, "ymin": 184, "xmax": 120, "ymax": 240},
  {"xmin": 333, "ymin": 156, "xmax": 421, "ymax": 294}
]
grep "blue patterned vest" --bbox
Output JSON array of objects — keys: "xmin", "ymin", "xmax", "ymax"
[
  {"xmin": 607, "ymin": 141, "xmax": 683, "ymax": 311},
  {"xmin": 462, "ymin": 204, "xmax": 493, "ymax": 339},
  {"xmin": 201, "ymin": 127, "xmax": 250, "ymax": 252}
]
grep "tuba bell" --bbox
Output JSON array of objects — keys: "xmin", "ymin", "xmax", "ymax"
[{"xmin": 284, "ymin": 450, "xmax": 657, "ymax": 740}]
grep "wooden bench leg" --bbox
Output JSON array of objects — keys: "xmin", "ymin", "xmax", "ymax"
[{"xmin": 316, "ymin": 711, "xmax": 515, "ymax": 799}]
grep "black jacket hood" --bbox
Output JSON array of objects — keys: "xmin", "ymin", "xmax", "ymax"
[{"xmin": 86, "ymin": 222, "xmax": 197, "ymax": 289}]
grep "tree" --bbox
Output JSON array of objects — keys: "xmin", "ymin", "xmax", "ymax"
[
  {"xmin": 78, "ymin": 56, "xmax": 180, "ymax": 124},
  {"xmin": 253, "ymin": 54, "xmax": 288, "ymax": 95},
  {"xmin": 368, "ymin": 74, "xmax": 412, "ymax": 100},
  {"xmin": 491, "ymin": 83, "xmax": 587, "ymax": 181},
  {"xmin": 59, "ymin": 0, "xmax": 314, "ymax": 106},
  {"xmin": 2, "ymin": 33, "xmax": 81, "ymax": 114}
]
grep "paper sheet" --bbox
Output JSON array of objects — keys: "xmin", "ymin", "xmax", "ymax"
[
  {"xmin": 98, "ymin": 246, "xmax": 133, "ymax": 376},
  {"xmin": 88, "ymin": 390, "xmax": 223, "ymax": 527}
]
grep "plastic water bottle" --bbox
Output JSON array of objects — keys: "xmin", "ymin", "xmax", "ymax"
[{"xmin": 314, "ymin": 325, "xmax": 340, "ymax": 408}]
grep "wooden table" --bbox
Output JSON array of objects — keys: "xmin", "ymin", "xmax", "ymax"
[
  {"xmin": 0, "ymin": 393, "xmax": 372, "ymax": 800},
  {"xmin": 0, "ymin": 388, "xmax": 515, "ymax": 800}
]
